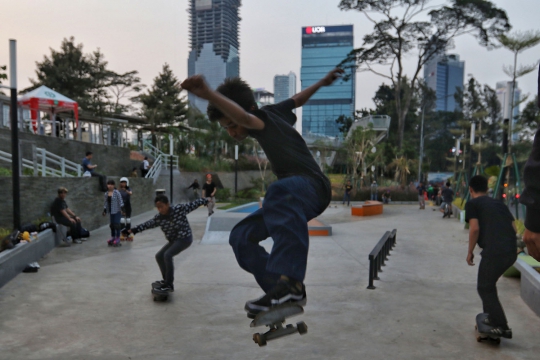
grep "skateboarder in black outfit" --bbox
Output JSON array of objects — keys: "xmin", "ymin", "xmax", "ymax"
[
  {"xmin": 181, "ymin": 68, "xmax": 341, "ymax": 316},
  {"xmin": 123, "ymin": 195, "xmax": 208, "ymax": 294},
  {"xmin": 465, "ymin": 175, "xmax": 517, "ymax": 339}
]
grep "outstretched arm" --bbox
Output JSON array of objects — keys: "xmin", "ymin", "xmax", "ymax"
[
  {"xmin": 181, "ymin": 76, "xmax": 264, "ymax": 130},
  {"xmin": 291, "ymin": 68, "xmax": 344, "ymax": 108}
]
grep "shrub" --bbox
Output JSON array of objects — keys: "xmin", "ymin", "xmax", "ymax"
[
  {"xmin": 0, "ymin": 167, "xmax": 11, "ymax": 176},
  {"xmin": 452, "ymin": 198, "xmax": 466, "ymax": 210},
  {"xmin": 236, "ymin": 188, "xmax": 262, "ymax": 200},
  {"xmin": 215, "ymin": 188, "xmax": 231, "ymax": 201}
]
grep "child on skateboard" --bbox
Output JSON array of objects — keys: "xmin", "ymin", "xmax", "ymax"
[
  {"xmin": 465, "ymin": 175, "xmax": 517, "ymax": 339},
  {"xmin": 103, "ymin": 180, "xmax": 125, "ymax": 247},
  {"xmin": 123, "ymin": 195, "xmax": 208, "ymax": 295},
  {"xmin": 181, "ymin": 68, "xmax": 341, "ymax": 316},
  {"xmin": 118, "ymin": 177, "xmax": 134, "ymax": 241}
]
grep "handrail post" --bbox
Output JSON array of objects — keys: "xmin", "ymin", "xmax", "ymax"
[
  {"xmin": 32, "ymin": 143, "xmax": 37, "ymax": 176},
  {"xmin": 367, "ymin": 256, "xmax": 376, "ymax": 290},
  {"xmin": 61, "ymin": 157, "xmax": 65, "ymax": 177},
  {"xmin": 40, "ymin": 148, "xmax": 46, "ymax": 177}
]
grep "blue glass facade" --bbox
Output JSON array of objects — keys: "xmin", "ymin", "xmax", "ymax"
[
  {"xmin": 424, "ymin": 54, "xmax": 464, "ymax": 112},
  {"xmin": 301, "ymin": 25, "xmax": 354, "ymax": 138}
]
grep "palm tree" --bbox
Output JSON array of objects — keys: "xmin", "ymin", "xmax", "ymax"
[{"xmin": 388, "ymin": 156, "xmax": 413, "ymax": 188}]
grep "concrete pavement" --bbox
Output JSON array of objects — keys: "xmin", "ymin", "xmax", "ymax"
[{"xmin": 0, "ymin": 203, "xmax": 539, "ymax": 360}]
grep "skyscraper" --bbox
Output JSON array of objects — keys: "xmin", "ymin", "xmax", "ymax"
[
  {"xmin": 301, "ymin": 25, "xmax": 355, "ymax": 138},
  {"xmin": 424, "ymin": 53, "xmax": 465, "ymax": 112},
  {"xmin": 188, "ymin": 0, "xmax": 241, "ymax": 113},
  {"xmin": 273, "ymin": 72, "xmax": 296, "ymax": 104}
]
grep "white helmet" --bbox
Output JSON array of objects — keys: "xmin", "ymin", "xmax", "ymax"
[{"xmin": 120, "ymin": 177, "xmax": 129, "ymax": 186}]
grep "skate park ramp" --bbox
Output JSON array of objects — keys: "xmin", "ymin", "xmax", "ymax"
[{"xmin": 201, "ymin": 202, "xmax": 332, "ymax": 244}]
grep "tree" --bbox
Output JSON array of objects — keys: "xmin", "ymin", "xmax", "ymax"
[
  {"xmin": 338, "ymin": 0, "xmax": 510, "ymax": 150},
  {"xmin": 27, "ymin": 37, "xmax": 142, "ymax": 115},
  {"xmin": 498, "ymin": 30, "xmax": 540, "ymax": 146},
  {"xmin": 388, "ymin": 156, "xmax": 414, "ymax": 187},
  {"xmin": 137, "ymin": 64, "xmax": 189, "ymax": 147},
  {"xmin": 0, "ymin": 65, "xmax": 6, "ymax": 94},
  {"xmin": 344, "ymin": 124, "xmax": 381, "ymax": 189},
  {"xmin": 521, "ymin": 96, "xmax": 540, "ymax": 139}
]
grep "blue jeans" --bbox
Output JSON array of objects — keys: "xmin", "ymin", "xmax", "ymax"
[
  {"xmin": 343, "ymin": 192, "xmax": 351, "ymax": 205},
  {"xmin": 229, "ymin": 176, "xmax": 328, "ymax": 293},
  {"xmin": 110, "ymin": 212, "xmax": 121, "ymax": 237},
  {"xmin": 371, "ymin": 193, "xmax": 377, "ymax": 201}
]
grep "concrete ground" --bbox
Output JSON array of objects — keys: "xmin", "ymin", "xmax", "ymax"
[{"xmin": 0, "ymin": 203, "xmax": 539, "ymax": 360}]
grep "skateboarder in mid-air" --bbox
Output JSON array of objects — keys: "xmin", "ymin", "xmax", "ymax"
[
  {"xmin": 122, "ymin": 195, "xmax": 208, "ymax": 295},
  {"xmin": 181, "ymin": 68, "xmax": 341, "ymax": 317},
  {"xmin": 465, "ymin": 175, "xmax": 517, "ymax": 339}
]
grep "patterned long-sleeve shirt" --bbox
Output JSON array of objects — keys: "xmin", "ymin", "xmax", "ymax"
[
  {"xmin": 132, "ymin": 198, "xmax": 208, "ymax": 241},
  {"xmin": 103, "ymin": 189, "xmax": 124, "ymax": 215}
]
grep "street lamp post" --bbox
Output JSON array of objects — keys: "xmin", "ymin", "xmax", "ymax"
[
  {"xmin": 9, "ymin": 40, "xmax": 21, "ymax": 230},
  {"xmin": 234, "ymin": 145, "xmax": 238, "ymax": 196},
  {"xmin": 417, "ymin": 105, "xmax": 425, "ymax": 183}
]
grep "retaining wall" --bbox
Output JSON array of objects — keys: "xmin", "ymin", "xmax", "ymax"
[
  {"xmin": 0, "ymin": 177, "xmax": 155, "ymax": 231},
  {"xmin": 0, "ymin": 128, "xmax": 135, "ymax": 177}
]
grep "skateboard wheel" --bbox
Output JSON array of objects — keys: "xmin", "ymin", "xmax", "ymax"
[
  {"xmin": 494, "ymin": 338, "xmax": 501, "ymax": 345},
  {"xmin": 476, "ymin": 336, "xmax": 482, "ymax": 342},
  {"xmin": 297, "ymin": 321, "xmax": 308, "ymax": 335},
  {"xmin": 153, "ymin": 297, "xmax": 157, "ymax": 301},
  {"xmin": 253, "ymin": 333, "xmax": 266, "ymax": 347}
]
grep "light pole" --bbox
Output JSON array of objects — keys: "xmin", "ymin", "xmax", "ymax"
[
  {"xmin": 234, "ymin": 145, "xmax": 238, "ymax": 196},
  {"xmin": 8, "ymin": 40, "xmax": 20, "ymax": 230},
  {"xmin": 417, "ymin": 104, "xmax": 425, "ymax": 183}
]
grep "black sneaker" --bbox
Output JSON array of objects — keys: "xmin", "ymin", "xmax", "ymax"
[
  {"xmin": 245, "ymin": 279, "xmax": 306, "ymax": 315},
  {"xmin": 152, "ymin": 280, "xmax": 165, "ymax": 288},
  {"xmin": 153, "ymin": 284, "xmax": 174, "ymax": 294}
]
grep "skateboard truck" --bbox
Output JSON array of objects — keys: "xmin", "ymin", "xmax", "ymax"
[{"xmin": 250, "ymin": 304, "xmax": 307, "ymax": 347}]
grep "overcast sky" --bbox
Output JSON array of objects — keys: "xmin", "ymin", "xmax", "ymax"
[{"xmin": 1, "ymin": 0, "xmax": 539, "ymax": 112}]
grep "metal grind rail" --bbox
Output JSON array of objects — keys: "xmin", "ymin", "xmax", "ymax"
[{"xmin": 367, "ymin": 229, "xmax": 397, "ymax": 290}]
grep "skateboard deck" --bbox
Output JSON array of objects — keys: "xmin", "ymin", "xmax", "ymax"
[
  {"xmin": 475, "ymin": 313, "xmax": 501, "ymax": 344},
  {"xmin": 151, "ymin": 286, "xmax": 170, "ymax": 302},
  {"xmin": 250, "ymin": 304, "xmax": 307, "ymax": 347}
]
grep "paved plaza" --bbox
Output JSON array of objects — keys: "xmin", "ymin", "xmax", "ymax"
[{"xmin": 0, "ymin": 203, "xmax": 539, "ymax": 360}]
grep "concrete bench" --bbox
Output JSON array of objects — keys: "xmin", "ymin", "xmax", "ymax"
[
  {"xmin": 0, "ymin": 229, "xmax": 55, "ymax": 288},
  {"xmin": 307, "ymin": 218, "xmax": 332, "ymax": 236},
  {"xmin": 351, "ymin": 201, "xmax": 384, "ymax": 216},
  {"xmin": 514, "ymin": 257, "xmax": 540, "ymax": 317}
]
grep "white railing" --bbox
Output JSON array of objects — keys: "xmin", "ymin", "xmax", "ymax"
[
  {"xmin": 0, "ymin": 147, "xmax": 82, "ymax": 177},
  {"xmin": 34, "ymin": 147, "xmax": 82, "ymax": 177},
  {"xmin": 145, "ymin": 154, "xmax": 162, "ymax": 184}
]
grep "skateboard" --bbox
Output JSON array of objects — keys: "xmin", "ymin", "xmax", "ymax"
[
  {"xmin": 151, "ymin": 284, "xmax": 170, "ymax": 302},
  {"xmin": 250, "ymin": 304, "xmax": 307, "ymax": 347},
  {"xmin": 475, "ymin": 313, "xmax": 501, "ymax": 344}
]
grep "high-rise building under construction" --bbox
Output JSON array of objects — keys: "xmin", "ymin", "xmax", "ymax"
[{"xmin": 188, "ymin": 0, "xmax": 241, "ymax": 113}]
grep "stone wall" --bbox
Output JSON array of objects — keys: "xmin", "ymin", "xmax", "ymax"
[
  {"xmin": 0, "ymin": 177, "xmax": 155, "ymax": 231},
  {"xmin": 155, "ymin": 170, "xmax": 262, "ymax": 203},
  {"xmin": 0, "ymin": 128, "xmax": 134, "ymax": 177}
]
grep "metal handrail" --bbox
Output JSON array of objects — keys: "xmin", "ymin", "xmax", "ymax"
[
  {"xmin": 0, "ymin": 148, "xmax": 81, "ymax": 177},
  {"xmin": 367, "ymin": 229, "xmax": 397, "ymax": 290},
  {"xmin": 145, "ymin": 154, "xmax": 162, "ymax": 184}
]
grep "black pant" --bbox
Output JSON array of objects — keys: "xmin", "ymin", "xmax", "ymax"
[
  {"xmin": 91, "ymin": 171, "xmax": 107, "ymax": 191},
  {"xmin": 477, "ymin": 253, "xmax": 517, "ymax": 328},
  {"xmin": 56, "ymin": 217, "xmax": 81, "ymax": 240},
  {"xmin": 155, "ymin": 235, "xmax": 192, "ymax": 286}
]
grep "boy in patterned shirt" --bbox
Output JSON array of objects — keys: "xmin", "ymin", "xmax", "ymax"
[{"xmin": 123, "ymin": 195, "xmax": 208, "ymax": 294}]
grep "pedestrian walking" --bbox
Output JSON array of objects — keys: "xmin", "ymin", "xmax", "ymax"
[
  {"xmin": 370, "ymin": 180, "xmax": 378, "ymax": 201},
  {"xmin": 417, "ymin": 182, "xmax": 426, "ymax": 209},
  {"xmin": 202, "ymin": 174, "xmax": 216, "ymax": 216},
  {"xmin": 343, "ymin": 180, "xmax": 352, "ymax": 206},
  {"xmin": 187, "ymin": 179, "xmax": 200, "ymax": 199}
]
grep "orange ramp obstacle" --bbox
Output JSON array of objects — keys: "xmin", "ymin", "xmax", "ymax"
[
  {"xmin": 351, "ymin": 201, "xmax": 383, "ymax": 217},
  {"xmin": 308, "ymin": 218, "xmax": 332, "ymax": 236}
]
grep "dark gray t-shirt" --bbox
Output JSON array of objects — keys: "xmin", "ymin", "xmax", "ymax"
[
  {"xmin": 248, "ymin": 99, "xmax": 331, "ymax": 205},
  {"xmin": 465, "ymin": 196, "xmax": 516, "ymax": 256}
]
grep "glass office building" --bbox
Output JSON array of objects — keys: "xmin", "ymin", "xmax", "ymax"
[
  {"xmin": 424, "ymin": 53, "xmax": 465, "ymax": 112},
  {"xmin": 273, "ymin": 72, "xmax": 296, "ymax": 104},
  {"xmin": 188, "ymin": 0, "xmax": 241, "ymax": 113},
  {"xmin": 301, "ymin": 25, "xmax": 354, "ymax": 138}
]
